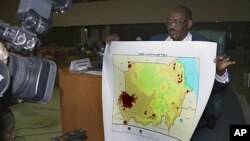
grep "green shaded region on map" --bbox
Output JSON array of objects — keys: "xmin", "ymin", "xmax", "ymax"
[{"xmin": 117, "ymin": 60, "xmax": 192, "ymax": 129}]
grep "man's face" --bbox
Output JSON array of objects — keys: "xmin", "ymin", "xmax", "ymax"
[{"xmin": 166, "ymin": 11, "xmax": 191, "ymax": 41}]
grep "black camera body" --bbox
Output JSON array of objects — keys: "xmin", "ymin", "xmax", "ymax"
[
  {"xmin": 0, "ymin": 0, "xmax": 72, "ymax": 103},
  {"xmin": 0, "ymin": 0, "xmax": 72, "ymax": 52}
]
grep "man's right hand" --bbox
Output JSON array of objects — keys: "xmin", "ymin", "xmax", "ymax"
[
  {"xmin": 0, "ymin": 42, "xmax": 8, "ymax": 64},
  {"xmin": 105, "ymin": 34, "xmax": 120, "ymax": 45}
]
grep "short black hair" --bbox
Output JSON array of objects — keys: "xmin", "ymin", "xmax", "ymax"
[{"xmin": 173, "ymin": 5, "xmax": 193, "ymax": 20}]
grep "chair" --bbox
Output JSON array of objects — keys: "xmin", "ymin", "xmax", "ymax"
[{"xmin": 191, "ymin": 29, "xmax": 228, "ymax": 55}]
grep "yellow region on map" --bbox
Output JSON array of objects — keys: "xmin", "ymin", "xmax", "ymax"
[{"xmin": 117, "ymin": 59, "xmax": 192, "ymax": 130}]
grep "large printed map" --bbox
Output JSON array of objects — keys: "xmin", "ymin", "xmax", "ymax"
[{"xmin": 112, "ymin": 55, "xmax": 199, "ymax": 141}]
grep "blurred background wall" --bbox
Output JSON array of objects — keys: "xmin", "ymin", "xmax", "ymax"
[
  {"xmin": 0, "ymin": 0, "xmax": 249, "ymax": 50},
  {"xmin": 0, "ymin": 0, "xmax": 250, "ymax": 26}
]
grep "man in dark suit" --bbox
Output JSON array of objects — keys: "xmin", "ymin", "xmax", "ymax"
[
  {"xmin": 149, "ymin": 5, "xmax": 235, "ymax": 129},
  {"xmin": 105, "ymin": 5, "xmax": 235, "ymax": 129}
]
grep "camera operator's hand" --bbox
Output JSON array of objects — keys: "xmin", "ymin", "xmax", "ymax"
[{"xmin": 0, "ymin": 42, "xmax": 8, "ymax": 64}]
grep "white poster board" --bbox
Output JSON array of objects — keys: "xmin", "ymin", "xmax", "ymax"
[{"xmin": 102, "ymin": 41, "xmax": 217, "ymax": 141}]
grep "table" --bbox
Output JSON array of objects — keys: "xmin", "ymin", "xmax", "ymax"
[{"xmin": 58, "ymin": 68, "xmax": 104, "ymax": 141}]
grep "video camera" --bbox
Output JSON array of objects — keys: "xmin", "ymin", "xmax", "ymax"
[{"xmin": 0, "ymin": 0, "xmax": 72, "ymax": 103}]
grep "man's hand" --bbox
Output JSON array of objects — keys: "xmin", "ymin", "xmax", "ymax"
[
  {"xmin": 0, "ymin": 42, "xmax": 8, "ymax": 64},
  {"xmin": 214, "ymin": 54, "xmax": 235, "ymax": 76},
  {"xmin": 105, "ymin": 34, "xmax": 120, "ymax": 45}
]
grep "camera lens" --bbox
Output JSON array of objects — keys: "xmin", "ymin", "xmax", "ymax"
[
  {"xmin": 8, "ymin": 53, "xmax": 29, "ymax": 96},
  {"xmin": 7, "ymin": 53, "xmax": 57, "ymax": 103}
]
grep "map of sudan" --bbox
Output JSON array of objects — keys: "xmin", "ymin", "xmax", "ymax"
[{"xmin": 117, "ymin": 59, "xmax": 192, "ymax": 130}]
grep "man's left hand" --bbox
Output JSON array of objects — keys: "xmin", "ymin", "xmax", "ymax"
[{"xmin": 214, "ymin": 54, "xmax": 236, "ymax": 76}]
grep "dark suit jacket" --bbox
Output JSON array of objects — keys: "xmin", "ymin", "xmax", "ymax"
[{"xmin": 149, "ymin": 33, "xmax": 228, "ymax": 92}]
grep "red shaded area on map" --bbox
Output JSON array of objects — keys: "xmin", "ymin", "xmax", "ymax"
[{"xmin": 118, "ymin": 91, "xmax": 137, "ymax": 108}]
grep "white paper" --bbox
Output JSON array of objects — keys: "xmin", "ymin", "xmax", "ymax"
[{"xmin": 102, "ymin": 41, "xmax": 217, "ymax": 141}]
